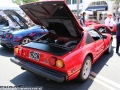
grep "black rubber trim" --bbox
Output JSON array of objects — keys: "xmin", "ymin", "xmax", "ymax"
[
  {"xmin": 10, "ymin": 56, "xmax": 67, "ymax": 82},
  {"xmin": 23, "ymin": 42, "xmax": 70, "ymax": 56}
]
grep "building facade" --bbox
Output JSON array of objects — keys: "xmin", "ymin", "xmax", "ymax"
[
  {"xmin": 66, "ymin": 0, "xmax": 83, "ymax": 15},
  {"xmin": 67, "ymin": 0, "xmax": 115, "ymax": 15}
]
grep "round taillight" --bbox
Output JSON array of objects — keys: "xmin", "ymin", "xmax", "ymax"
[
  {"xmin": 6, "ymin": 34, "xmax": 9, "ymax": 38},
  {"xmin": 56, "ymin": 60, "xmax": 64, "ymax": 68},
  {"xmin": 14, "ymin": 47, "xmax": 18, "ymax": 54},
  {"xmin": 49, "ymin": 57, "xmax": 56, "ymax": 66},
  {"xmin": 10, "ymin": 34, "xmax": 13, "ymax": 39}
]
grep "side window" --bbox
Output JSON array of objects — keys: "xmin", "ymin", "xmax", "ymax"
[
  {"xmin": 88, "ymin": 30, "xmax": 102, "ymax": 41},
  {"xmin": 86, "ymin": 33, "xmax": 94, "ymax": 44}
]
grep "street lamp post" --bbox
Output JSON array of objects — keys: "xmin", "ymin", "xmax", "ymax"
[{"xmin": 77, "ymin": 0, "xmax": 80, "ymax": 19}]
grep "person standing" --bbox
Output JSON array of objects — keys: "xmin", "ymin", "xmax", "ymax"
[
  {"xmin": 79, "ymin": 12, "xmax": 86, "ymax": 27},
  {"xmin": 105, "ymin": 13, "xmax": 115, "ymax": 34},
  {"xmin": 116, "ymin": 22, "xmax": 120, "ymax": 53}
]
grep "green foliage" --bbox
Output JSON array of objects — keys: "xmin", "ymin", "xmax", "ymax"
[
  {"xmin": 23, "ymin": 0, "xmax": 39, "ymax": 4},
  {"xmin": 111, "ymin": 0, "xmax": 120, "ymax": 3},
  {"xmin": 12, "ymin": 0, "xmax": 21, "ymax": 5},
  {"xmin": 12, "ymin": 0, "xmax": 39, "ymax": 5}
]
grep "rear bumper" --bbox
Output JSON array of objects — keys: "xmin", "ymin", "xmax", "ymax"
[
  {"xmin": 0, "ymin": 39, "xmax": 19, "ymax": 48},
  {"xmin": 10, "ymin": 57, "xmax": 68, "ymax": 82}
]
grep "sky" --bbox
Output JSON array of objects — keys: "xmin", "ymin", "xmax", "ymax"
[
  {"xmin": 3, "ymin": 0, "xmax": 12, "ymax": 3},
  {"xmin": 0, "ymin": 0, "xmax": 18, "ymax": 7},
  {"xmin": 0, "ymin": 0, "xmax": 21, "ymax": 12},
  {"xmin": 0, "ymin": 0, "xmax": 23, "ymax": 16}
]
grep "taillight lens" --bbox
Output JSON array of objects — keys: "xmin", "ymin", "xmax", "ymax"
[
  {"xmin": 14, "ymin": 46, "xmax": 23, "ymax": 55},
  {"xmin": 56, "ymin": 59, "xmax": 64, "ymax": 68},
  {"xmin": 14, "ymin": 47, "xmax": 19, "ymax": 54},
  {"xmin": 49, "ymin": 57, "xmax": 64, "ymax": 68},
  {"xmin": 5, "ymin": 34, "xmax": 13, "ymax": 39},
  {"xmin": 49, "ymin": 57, "xmax": 56, "ymax": 66},
  {"xmin": 6, "ymin": 34, "xmax": 9, "ymax": 38},
  {"xmin": 9, "ymin": 34, "xmax": 13, "ymax": 39}
]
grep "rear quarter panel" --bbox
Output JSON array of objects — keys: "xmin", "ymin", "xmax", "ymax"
[
  {"xmin": 12, "ymin": 26, "xmax": 48, "ymax": 40},
  {"xmin": 62, "ymin": 32, "xmax": 95, "ymax": 77},
  {"xmin": 63, "ymin": 43, "xmax": 95, "ymax": 75}
]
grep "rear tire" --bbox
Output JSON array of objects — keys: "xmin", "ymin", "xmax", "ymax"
[
  {"xmin": 106, "ymin": 40, "xmax": 112, "ymax": 54},
  {"xmin": 20, "ymin": 37, "xmax": 32, "ymax": 45},
  {"xmin": 76, "ymin": 56, "xmax": 92, "ymax": 82},
  {"xmin": 1, "ymin": 43, "xmax": 7, "ymax": 48}
]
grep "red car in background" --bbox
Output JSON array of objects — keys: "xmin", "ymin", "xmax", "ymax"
[
  {"xmin": 10, "ymin": 0, "xmax": 113, "ymax": 83},
  {"xmin": 85, "ymin": 19, "xmax": 99, "ymax": 26},
  {"xmin": 86, "ymin": 20, "xmax": 116, "ymax": 34}
]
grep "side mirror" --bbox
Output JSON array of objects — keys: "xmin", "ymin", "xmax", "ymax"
[{"xmin": 102, "ymin": 35, "xmax": 107, "ymax": 39}]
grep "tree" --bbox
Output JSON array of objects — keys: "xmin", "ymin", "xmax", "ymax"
[
  {"xmin": 23, "ymin": 0, "xmax": 39, "ymax": 4},
  {"xmin": 76, "ymin": 0, "xmax": 80, "ymax": 19},
  {"xmin": 111, "ymin": 0, "xmax": 120, "ymax": 18},
  {"xmin": 12, "ymin": 0, "xmax": 39, "ymax": 5},
  {"xmin": 11, "ymin": 0, "xmax": 22, "ymax": 5}
]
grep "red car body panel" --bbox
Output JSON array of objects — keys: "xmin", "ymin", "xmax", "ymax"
[
  {"xmin": 10, "ymin": 0, "xmax": 113, "ymax": 82},
  {"xmin": 88, "ymin": 24, "xmax": 104, "ymax": 29}
]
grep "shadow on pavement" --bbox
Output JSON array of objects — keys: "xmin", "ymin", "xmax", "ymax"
[
  {"xmin": 10, "ymin": 71, "xmax": 93, "ymax": 90},
  {"xmin": 116, "ymin": 53, "xmax": 120, "ymax": 56},
  {"xmin": 0, "ymin": 47, "xmax": 13, "ymax": 57},
  {"xmin": 91, "ymin": 46, "xmax": 115, "ymax": 73}
]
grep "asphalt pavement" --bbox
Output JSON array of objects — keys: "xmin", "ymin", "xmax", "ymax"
[{"xmin": 0, "ymin": 35, "xmax": 120, "ymax": 90}]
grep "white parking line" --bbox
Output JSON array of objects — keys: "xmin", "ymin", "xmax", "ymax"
[
  {"xmin": 89, "ymin": 76, "xmax": 117, "ymax": 90},
  {"xmin": 89, "ymin": 71, "xmax": 120, "ymax": 90}
]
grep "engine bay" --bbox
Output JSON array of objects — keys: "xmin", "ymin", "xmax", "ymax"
[{"xmin": 35, "ymin": 33, "xmax": 80, "ymax": 49}]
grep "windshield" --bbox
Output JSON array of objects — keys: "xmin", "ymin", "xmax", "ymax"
[
  {"xmin": 4, "ymin": 10, "xmax": 28, "ymax": 29},
  {"xmin": 11, "ymin": 15, "xmax": 25, "ymax": 27}
]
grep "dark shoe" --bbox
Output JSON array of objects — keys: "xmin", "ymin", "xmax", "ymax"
[{"xmin": 116, "ymin": 51, "xmax": 119, "ymax": 53}]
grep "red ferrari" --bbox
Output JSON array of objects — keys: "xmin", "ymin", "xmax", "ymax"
[
  {"xmin": 86, "ymin": 20, "xmax": 116, "ymax": 33},
  {"xmin": 85, "ymin": 20, "xmax": 99, "ymax": 27},
  {"xmin": 10, "ymin": 0, "xmax": 113, "ymax": 83}
]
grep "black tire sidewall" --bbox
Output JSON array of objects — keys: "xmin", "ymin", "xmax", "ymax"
[
  {"xmin": 76, "ymin": 56, "xmax": 92, "ymax": 82},
  {"xmin": 20, "ymin": 37, "xmax": 32, "ymax": 45},
  {"xmin": 106, "ymin": 40, "xmax": 112, "ymax": 54}
]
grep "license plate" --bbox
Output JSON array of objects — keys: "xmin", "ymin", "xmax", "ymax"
[{"xmin": 29, "ymin": 51, "xmax": 40, "ymax": 60}]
